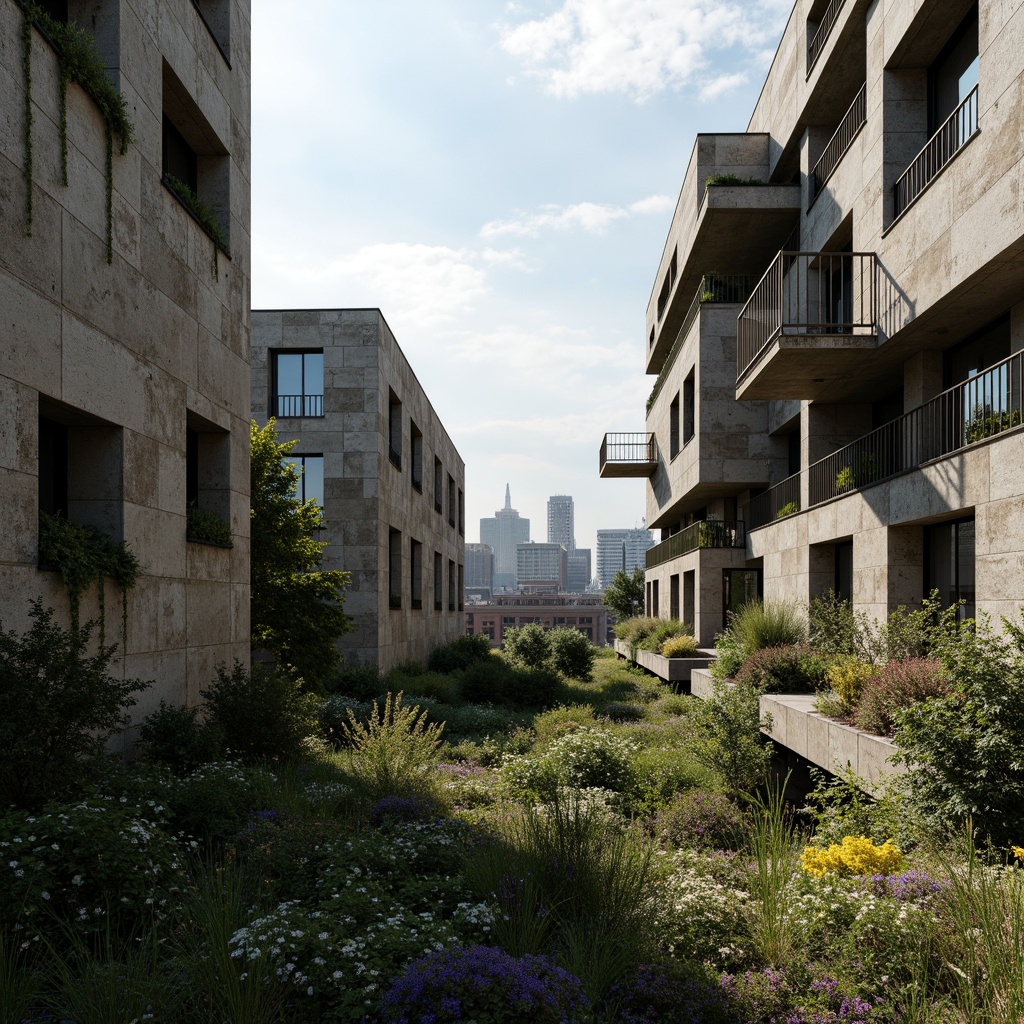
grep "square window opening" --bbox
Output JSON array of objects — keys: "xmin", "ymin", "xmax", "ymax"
[{"xmin": 271, "ymin": 350, "xmax": 324, "ymax": 418}]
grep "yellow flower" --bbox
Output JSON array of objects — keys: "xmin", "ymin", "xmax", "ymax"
[
  {"xmin": 1011, "ymin": 845, "xmax": 1024, "ymax": 862},
  {"xmin": 800, "ymin": 835, "xmax": 902, "ymax": 878}
]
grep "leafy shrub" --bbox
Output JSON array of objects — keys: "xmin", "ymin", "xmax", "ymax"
[
  {"xmin": 0, "ymin": 601, "xmax": 149, "ymax": 808},
  {"xmin": 140, "ymin": 699, "xmax": 221, "ymax": 773},
  {"xmin": 853, "ymin": 657, "xmax": 951, "ymax": 737},
  {"xmin": 710, "ymin": 627, "xmax": 747, "ymax": 681},
  {"xmin": 691, "ymin": 679, "xmax": 773, "ymax": 795},
  {"xmin": 380, "ymin": 945, "xmax": 590, "ymax": 1024},
  {"xmin": 503, "ymin": 623, "xmax": 552, "ymax": 669},
  {"xmin": 603, "ymin": 701, "xmax": 645, "ymax": 722},
  {"xmin": 656, "ymin": 789, "xmax": 746, "ymax": 851},
  {"xmin": 533, "ymin": 704, "xmax": 598, "ymax": 743},
  {"xmin": 662, "ymin": 634, "xmax": 700, "ymax": 658},
  {"xmin": 201, "ymin": 661, "xmax": 319, "ymax": 762},
  {"xmin": 427, "ymin": 633, "xmax": 492, "ymax": 673},
  {"xmin": 803, "ymin": 767, "xmax": 917, "ymax": 851},
  {"xmin": 340, "ymin": 692, "xmax": 446, "ymax": 804},
  {"xmin": 630, "ymin": 746, "xmax": 715, "ymax": 816},
  {"xmin": 861, "ymin": 592, "xmax": 964, "ymax": 664},
  {"xmin": 729, "ymin": 600, "xmax": 807, "ymax": 652},
  {"xmin": 613, "ymin": 617, "xmax": 662, "ymax": 645},
  {"xmin": 165, "ymin": 759, "xmax": 265, "ymax": 847},
  {"xmin": 507, "ymin": 666, "xmax": 564, "ymax": 709},
  {"xmin": 733, "ymin": 644, "xmax": 832, "ymax": 694},
  {"xmin": 823, "ymin": 657, "xmax": 875, "ymax": 712},
  {"xmin": 324, "ymin": 663, "xmax": 384, "ymax": 699},
  {"xmin": 809, "ymin": 592, "xmax": 864, "ymax": 658},
  {"xmin": 636, "ymin": 619, "xmax": 689, "ymax": 653},
  {"xmin": 800, "ymin": 836, "xmax": 902, "ymax": 878},
  {"xmin": 401, "ymin": 671, "xmax": 461, "ymax": 704},
  {"xmin": 458, "ymin": 655, "xmax": 516, "ymax": 704},
  {"xmin": 548, "ymin": 627, "xmax": 596, "ymax": 680}
]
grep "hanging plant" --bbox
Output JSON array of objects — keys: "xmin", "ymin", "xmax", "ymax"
[
  {"xmin": 19, "ymin": 1, "xmax": 136, "ymax": 261},
  {"xmin": 186, "ymin": 501, "xmax": 234, "ymax": 548},
  {"xmin": 38, "ymin": 510, "xmax": 140, "ymax": 652},
  {"xmin": 163, "ymin": 174, "xmax": 229, "ymax": 279}
]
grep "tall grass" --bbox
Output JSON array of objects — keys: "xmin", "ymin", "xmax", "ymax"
[
  {"xmin": 0, "ymin": 930, "xmax": 42, "ymax": 1024},
  {"xmin": 729, "ymin": 600, "xmax": 807, "ymax": 652}
]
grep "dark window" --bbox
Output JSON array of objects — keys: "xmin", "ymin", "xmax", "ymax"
[
  {"xmin": 162, "ymin": 115, "xmax": 198, "ymax": 194},
  {"xmin": 788, "ymin": 429, "xmax": 801, "ymax": 477},
  {"xmin": 458, "ymin": 488, "xmax": 464, "ymax": 536},
  {"xmin": 723, "ymin": 569, "xmax": 763, "ymax": 622},
  {"xmin": 458, "ymin": 564, "xmax": 464, "ymax": 611},
  {"xmin": 448, "ymin": 559, "xmax": 456, "ymax": 611},
  {"xmin": 683, "ymin": 570, "xmax": 695, "ymax": 627},
  {"xmin": 186, "ymin": 413, "xmax": 232, "ymax": 541},
  {"xmin": 186, "ymin": 427, "xmax": 200, "ymax": 508},
  {"xmin": 389, "ymin": 529, "xmax": 402, "ymax": 609},
  {"xmin": 835, "ymin": 540, "xmax": 854, "ymax": 603},
  {"xmin": 433, "ymin": 457, "xmax": 443, "ymax": 514},
  {"xmin": 284, "ymin": 454, "xmax": 324, "ymax": 508},
  {"xmin": 944, "ymin": 315, "xmax": 1010, "ymax": 388},
  {"xmin": 38, "ymin": 416, "xmax": 69, "ymax": 517},
  {"xmin": 669, "ymin": 574, "xmax": 680, "ymax": 620},
  {"xmin": 38, "ymin": 0, "xmax": 68, "ymax": 21},
  {"xmin": 925, "ymin": 517, "xmax": 975, "ymax": 620},
  {"xmin": 503, "ymin": 616, "xmax": 515, "ymax": 625},
  {"xmin": 683, "ymin": 370, "xmax": 695, "ymax": 444},
  {"xmin": 652, "ymin": 579, "xmax": 659, "ymax": 617},
  {"xmin": 657, "ymin": 249, "xmax": 677, "ymax": 320},
  {"xmin": 447, "ymin": 474, "xmax": 456, "ymax": 529},
  {"xmin": 410, "ymin": 539, "xmax": 423, "ymax": 610},
  {"xmin": 388, "ymin": 391, "xmax": 402, "ymax": 469},
  {"xmin": 929, "ymin": 6, "xmax": 979, "ymax": 133},
  {"xmin": 192, "ymin": 0, "xmax": 231, "ymax": 63},
  {"xmin": 410, "ymin": 420, "xmax": 423, "ymax": 491},
  {"xmin": 669, "ymin": 393, "xmax": 680, "ymax": 458},
  {"xmin": 272, "ymin": 351, "xmax": 324, "ymax": 417},
  {"xmin": 434, "ymin": 551, "xmax": 443, "ymax": 610}
]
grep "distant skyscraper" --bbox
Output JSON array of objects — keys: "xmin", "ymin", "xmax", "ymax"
[
  {"xmin": 480, "ymin": 485, "xmax": 530, "ymax": 591},
  {"xmin": 516, "ymin": 542, "xmax": 567, "ymax": 594},
  {"xmin": 465, "ymin": 543, "xmax": 494, "ymax": 594},
  {"xmin": 547, "ymin": 495, "xmax": 575, "ymax": 552},
  {"xmin": 596, "ymin": 527, "xmax": 655, "ymax": 588},
  {"xmin": 566, "ymin": 548, "xmax": 592, "ymax": 593}
]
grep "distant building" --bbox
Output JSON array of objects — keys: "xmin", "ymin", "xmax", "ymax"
[
  {"xmin": 465, "ymin": 542, "xmax": 494, "ymax": 598},
  {"xmin": 480, "ymin": 486, "xmax": 530, "ymax": 590},
  {"xmin": 566, "ymin": 548, "xmax": 592, "ymax": 593},
  {"xmin": 546, "ymin": 495, "xmax": 575, "ymax": 551},
  {"xmin": 466, "ymin": 594, "xmax": 608, "ymax": 646},
  {"xmin": 596, "ymin": 528, "xmax": 656, "ymax": 588},
  {"xmin": 516, "ymin": 542, "xmax": 567, "ymax": 594}
]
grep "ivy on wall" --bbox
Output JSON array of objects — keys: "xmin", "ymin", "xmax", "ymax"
[{"xmin": 18, "ymin": 0, "xmax": 135, "ymax": 262}]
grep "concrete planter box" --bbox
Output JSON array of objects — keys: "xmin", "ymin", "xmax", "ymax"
[
  {"xmin": 689, "ymin": 669, "xmax": 906, "ymax": 792},
  {"xmin": 614, "ymin": 640, "xmax": 714, "ymax": 687}
]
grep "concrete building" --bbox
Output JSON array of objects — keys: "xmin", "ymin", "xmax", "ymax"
[
  {"xmin": 480, "ymin": 485, "xmax": 530, "ymax": 591},
  {"xmin": 601, "ymin": 0, "xmax": 1024, "ymax": 644},
  {"xmin": 546, "ymin": 494, "xmax": 575, "ymax": 551},
  {"xmin": 251, "ymin": 309, "xmax": 465, "ymax": 674},
  {"xmin": 465, "ymin": 542, "xmax": 494, "ymax": 598},
  {"xmin": 516, "ymin": 541, "xmax": 567, "ymax": 594},
  {"xmin": 1, "ymin": 0, "xmax": 251, "ymax": 736},
  {"xmin": 596, "ymin": 527, "xmax": 656, "ymax": 588},
  {"xmin": 465, "ymin": 594, "xmax": 608, "ymax": 647},
  {"xmin": 566, "ymin": 548, "xmax": 592, "ymax": 593}
]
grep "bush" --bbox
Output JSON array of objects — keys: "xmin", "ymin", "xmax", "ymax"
[
  {"xmin": 0, "ymin": 601, "xmax": 150, "ymax": 808},
  {"xmin": 734, "ymin": 644, "xmax": 831, "ymax": 694},
  {"xmin": 503, "ymin": 623, "xmax": 551, "ymax": 669},
  {"xmin": 800, "ymin": 836, "xmax": 902, "ymax": 878},
  {"xmin": 602, "ymin": 701, "xmax": 645, "ymax": 722},
  {"xmin": 548, "ymin": 627, "xmax": 596, "ymax": 681},
  {"xmin": 324, "ymin": 663, "xmax": 384, "ymax": 699},
  {"xmin": 710, "ymin": 627, "xmax": 747, "ymax": 681},
  {"xmin": 662, "ymin": 634, "xmax": 700, "ymax": 658},
  {"xmin": 399, "ymin": 671, "xmax": 461, "ymax": 705},
  {"xmin": 140, "ymin": 700, "xmax": 221, "ymax": 773},
  {"xmin": 728, "ymin": 600, "xmax": 807, "ymax": 653},
  {"xmin": 656, "ymin": 789, "xmax": 746, "ymax": 851},
  {"xmin": 427, "ymin": 633, "xmax": 493, "ymax": 673},
  {"xmin": 165, "ymin": 760, "xmax": 265, "ymax": 847},
  {"xmin": 533, "ymin": 704, "xmax": 598, "ymax": 743},
  {"xmin": 613, "ymin": 617, "xmax": 662, "ymax": 645},
  {"xmin": 380, "ymin": 945, "xmax": 590, "ymax": 1024},
  {"xmin": 853, "ymin": 657, "xmax": 951, "ymax": 737},
  {"xmin": 201, "ymin": 661, "xmax": 319, "ymax": 761},
  {"xmin": 823, "ymin": 657, "xmax": 875, "ymax": 712},
  {"xmin": 507, "ymin": 666, "xmax": 564, "ymax": 709},
  {"xmin": 809, "ymin": 591, "xmax": 863, "ymax": 658},
  {"xmin": 691, "ymin": 679, "xmax": 773, "ymax": 795},
  {"xmin": 636, "ymin": 619, "xmax": 689, "ymax": 653}
]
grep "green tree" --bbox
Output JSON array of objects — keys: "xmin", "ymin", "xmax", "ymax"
[
  {"xmin": 250, "ymin": 419, "xmax": 352, "ymax": 690},
  {"xmin": 603, "ymin": 566, "xmax": 645, "ymax": 619}
]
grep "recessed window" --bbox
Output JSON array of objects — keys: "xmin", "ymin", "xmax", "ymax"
[
  {"xmin": 191, "ymin": 0, "xmax": 231, "ymax": 64},
  {"xmin": 186, "ymin": 411, "xmax": 231, "ymax": 542},
  {"xmin": 458, "ymin": 563, "xmax": 464, "ymax": 611},
  {"xmin": 272, "ymin": 351, "xmax": 324, "ymax": 418},
  {"xmin": 410, "ymin": 539, "xmax": 423, "ymax": 610},
  {"xmin": 389, "ymin": 529, "xmax": 402, "ymax": 609},
  {"xmin": 657, "ymin": 249, "xmax": 677, "ymax": 321},
  {"xmin": 162, "ymin": 116, "xmax": 197, "ymax": 195},
  {"xmin": 410, "ymin": 420, "xmax": 423, "ymax": 491},
  {"xmin": 433, "ymin": 457, "xmax": 443, "ymax": 514},
  {"xmin": 683, "ymin": 370, "xmax": 695, "ymax": 444},
  {"xmin": 448, "ymin": 559, "xmax": 456, "ymax": 611},
  {"xmin": 925, "ymin": 517, "xmax": 975, "ymax": 620},
  {"xmin": 447, "ymin": 474, "xmax": 456, "ymax": 529},
  {"xmin": 389, "ymin": 391, "xmax": 402, "ymax": 470},
  {"xmin": 670, "ymin": 573, "xmax": 680, "ymax": 620},
  {"xmin": 669, "ymin": 393, "xmax": 680, "ymax": 458},
  {"xmin": 458, "ymin": 488, "xmax": 465, "ymax": 536},
  {"xmin": 284, "ymin": 454, "xmax": 324, "ymax": 508},
  {"xmin": 434, "ymin": 551, "xmax": 443, "ymax": 610}
]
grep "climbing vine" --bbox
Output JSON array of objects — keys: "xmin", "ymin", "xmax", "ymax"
[
  {"xmin": 163, "ymin": 174, "xmax": 229, "ymax": 279},
  {"xmin": 18, "ymin": 1, "xmax": 136, "ymax": 261},
  {"xmin": 38, "ymin": 510, "xmax": 140, "ymax": 652}
]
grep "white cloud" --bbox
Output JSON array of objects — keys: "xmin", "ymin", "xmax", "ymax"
[
  {"xmin": 499, "ymin": 0, "xmax": 790, "ymax": 101},
  {"xmin": 481, "ymin": 195, "xmax": 673, "ymax": 238},
  {"xmin": 699, "ymin": 71, "xmax": 748, "ymax": 101}
]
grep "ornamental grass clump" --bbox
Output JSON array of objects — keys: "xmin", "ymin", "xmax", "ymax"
[
  {"xmin": 379, "ymin": 945, "xmax": 590, "ymax": 1024},
  {"xmin": 636, "ymin": 619, "xmax": 691, "ymax": 653},
  {"xmin": 661, "ymin": 633, "xmax": 700, "ymax": 658},
  {"xmin": 800, "ymin": 836, "xmax": 902, "ymax": 879}
]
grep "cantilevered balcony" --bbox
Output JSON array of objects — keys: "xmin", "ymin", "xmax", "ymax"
[
  {"xmin": 599, "ymin": 433, "xmax": 657, "ymax": 478},
  {"xmin": 735, "ymin": 251, "xmax": 879, "ymax": 401},
  {"xmin": 646, "ymin": 520, "xmax": 745, "ymax": 570}
]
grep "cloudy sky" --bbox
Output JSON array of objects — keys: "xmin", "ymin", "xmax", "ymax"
[{"xmin": 250, "ymin": 0, "xmax": 792, "ymax": 561}]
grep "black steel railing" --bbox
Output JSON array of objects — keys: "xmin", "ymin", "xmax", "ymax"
[
  {"xmin": 809, "ymin": 83, "xmax": 867, "ymax": 204},
  {"xmin": 743, "ymin": 474, "xmax": 801, "ymax": 531},
  {"xmin": 275, "ymin": 394, "xmax": 324, "ymax": 417},
  {"xmin": 648, "ymin": 274, "xmax": 757, "ymax": 410},
  {"xmin": 736, "ymin": 251, "xmax": 878, "ymax": 384},
  {"xmin": 646, "ymin": 520, "xmax": 745, "ymax": 569},
  {"xmin": 893, "ymin": 86, "xmax": 979, "ymax": 218},
  {"xmin": 600, "ymin": 432, "xmax": 655, "ymax": 468},
  {"xmin": 807, "ymin": 0, "xmax": 847, "ymax": 74}
]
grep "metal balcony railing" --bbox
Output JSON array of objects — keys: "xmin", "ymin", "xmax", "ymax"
[
  {"xmin": 275, "ymin": 394, "xmax": 324, "ymax": 417},
  {"xmin": 736, "ymin": 251, "xmax": 878, "ymax": 384},
  {"xmin": 648, "ymin": 274, "xmax": 757, "ymax": 411},
  {"xmin": 807, "ymin": 0, "xmax": 847, "ymax": 74},
  {"xmin": 744, "ymin": 350, "xmax": 1024, "ymax": 531},
  {"xmin": 894, "ymin": 86, "xmax": 979, "ymax": 219},
  {"xmin": 599, "ymin": 432, "xmax": 656, "ymax": 475},
  {"xmin": 646, "ymin": 520, "xmax": 745, "ymax": 569},
  {"xmin": 742, "ymin": 474, "xmax": 801, "ymax": 531},
  {"xmin": 809, "ymin": 84, "xmax": 867, "ymax": 205}
]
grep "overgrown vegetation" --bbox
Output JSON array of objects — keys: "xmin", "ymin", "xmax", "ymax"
[
  {"xmin": 186, "ymin": 501, "xmax": 233, "ymax": 547},
  {"xmin": 163, "ymin": 174, "xmax": 229, "ymax": 279}
]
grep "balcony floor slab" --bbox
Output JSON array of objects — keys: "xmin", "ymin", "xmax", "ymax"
[{"xmin": 736, "ymin": 334, "xmax": 879, "ymax": 401}]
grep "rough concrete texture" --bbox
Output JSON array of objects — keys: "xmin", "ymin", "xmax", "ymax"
[{"xmin": 0, "ymin": 0, "xmax": 251, "ymax": 746}]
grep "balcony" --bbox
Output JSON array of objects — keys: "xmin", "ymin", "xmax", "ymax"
[
  {"xmin": 893, "ymin": 86, "xmax": 979, "ymax": 220},
  {"xmin": 809, "ymin": 83, "xmax": 867, "ymax": 207},
  {"xmin": 735, "ymin": 251, "xmax": 879, "ymax": 401},
  {"xmin": 646, "ymin": 520, "xmax": 745, "ymax": 569},
  {"xmin": 743, "ymin": 349, "xmax": 1024, "ymax": 531},
  {"xmin": 807, "ymin": 0, "xmax": 847, "ymax": 76},
  {"xmin": 599, "ymin": 433, "xmax": 657, "ymax": 478},
  {"xmin": 274, "ymin": 394, "xmax": 323, "ymax": 417}
]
